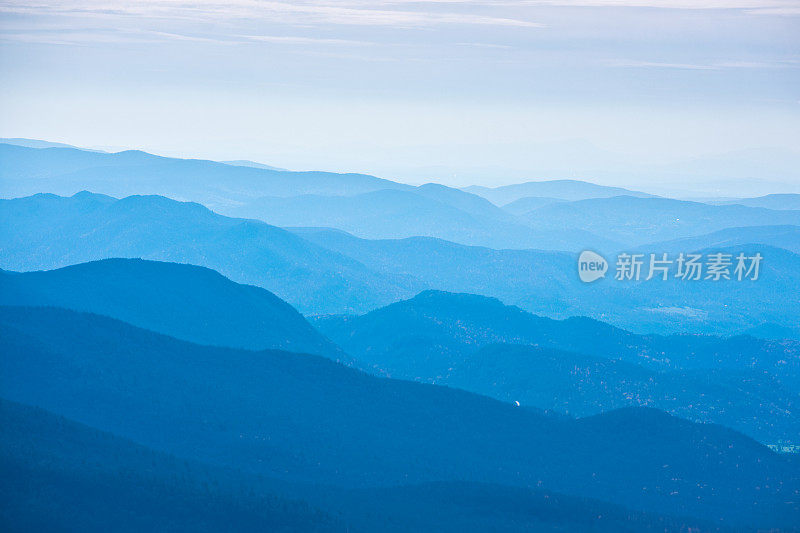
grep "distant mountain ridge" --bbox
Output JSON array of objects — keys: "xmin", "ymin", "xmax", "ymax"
[
  {"xmin": 500, "ymin": 196, "xmax": 565, "ymax": 214},
  {"xmin": 221, "ymin": 159, "xmax": 287, "ymax": 171},
  {"xmin": 0, "ymin": 137, "xmax": 106, "ymax": 152},
  {"xmin": 295, "ymin": 228, "xmax": 800, "ymax": 335},
  {"xmin": 522, "ymin": 196, "xmax": 800, "ymax": 246},
  {"xmin": 2, "ymin": 144, "xmax": 628, "ymax": 252},
  {"xmin": 0, "ymin": 143, "xmax": 411, "ymax": 207},
  {"xmin": 0, "ymin": 192, "xmax": 419, "ymax": 314},
  {"xmin": 225, "ymin": 187, "xmax": 619, "ymax": 251},
  {"xmin": 640, "ymin": 225, "xmax": 800, "ymax": 255},
  {"xmin": 0, "ymin": 258, "xmax": 344, "ymax": 359},
  {"xmin": 6, "ymin": 142, "xmax": 800, "ymax": 254},
  {"xmin": 464, "ymin": 179, "xmax": 656, "ymax": 204},
  {"xmin": 712, "ymin": 193, "xmax": 800, "ymax": 210},
  {"xmin": 3, "ymin": 191, "xmax": 798, "ymax": 333}
]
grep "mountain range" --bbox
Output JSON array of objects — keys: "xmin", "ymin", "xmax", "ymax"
[
  {"xmin": 4, "ymin": 138, "xmax": 800, "ymax": 531},
  {"xmin": 0, "ymin": 398, "xmax": 345, "ymax": 533},
  {"xmin": 463, "ymin": 179, "xmax": 655, "ymax": 204},
  {"xmin": 521, "ymin": 196, "xmax": 800, "ymax": 246},
  {"xmin": 640, "ymin": 225, "xmax": 800, "ymax": 255},
  {"xmin": 296, "ymin": 229, "xmax": 800, "ymax": 335},
  {"xmin": 222, "ymin": 185, "xmax": 619, "ymax": 251},
  {"xmin": 0, "ymin": 143, "xmax": 409, "ymax": 206},
  {"xmin": 2, "ymin": 305, "xmax": 797, "ymax": 529},
  {"xmin": 0, "ymin": 192, "xmax": 418, "ymax": 314},
  {"xmin": 226, "ymin": 186, "xmax": 800, "ymax": 252},
  {"xmin": 712, "ymin": 193, "xmax": 800, "ymax": 210},
  {"xmin": 313, "ymin": 290, "xmax": 800, "ymax": 443},
  {"xmin": 5, "ymin": 397, "xmax": 740, "ymax": 532},
  {"xmin": 6, "ymin": 143, "xmax": 800, "ymax": 254},
  {"xmin": 3, "ymin": 191, "xmax": 799, "ymax": 334},
  {"xmin": 0, "ymin": 258, "xmax": 343, "ymax": 359}
]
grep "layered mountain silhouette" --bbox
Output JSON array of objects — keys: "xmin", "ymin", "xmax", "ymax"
[
  {"xmin": 640, "ymin": 225, "xmax": 800, "ymax": 255},
  {"xmin": 445, "ymin": 344, "xmax": 799, "ymax": 444},
  {"xmin": 0, "ymin": 258, "xmax": 343, "ymax": 358},
  {"xmin": 221, "ymin": 159, "xmax": 287, "ymax": 171},
  {"xmin": 0, "ymin": 192, "xmax": 419, "ymax": 314},
  {"xmin": 296, "ymin": 229, "xmax": 800, "ymax": 335},
  {"xmin": 712, "ymin": 193, "xmax": 800, "ymax": 210},
  {"xmin": 3, "ymin": 191, "xmax": 798, "ymax": 333},
  {"xmin": 627, "ymin": 245, "xmax": 800, "ymax": 334},
  {"xmin": 1, "ymin": 144, "xmax": 637, "ymax": 251},
  {"xmin": 500, "ymin": 196, "xmax": 566, "ymax": 214},
  {"xmin": 223, "ymin": 186, "xmax": 619, "ymax": 251},
  {"xmin": 0, "ymin": 398, "xmax": 344, "ymax": 533},
  {"xmin": 521, "ymin": 196, "xmax": 800, "ymax": 245},
  {"xmin": 464, "ymin": 179, "xmax": 655, "ymax": 204},
  {"xmin": 4, "ymin": 144, "xmax": 798, "ymax": 252},
  {"xmin": 742, "ymin": 322, "xmax": 800, "ymax": 341},
  {"xmin": 313, "ymin": 290, "xmax": 800, "ymax": 443},
  {"xmin": 2, "ymin": 397, "xmax": 732, "ymax": 533},
  {"xmin": 1, "ymin": 306, "xmax": 798, "ymax": 528},
  {"xmin": 0, "ymin": 143, "xmax": 410, "ymax": 206},
  {"xmin": 0, "ymin": 137, "xmax": 105, "ymax": 152},
  {"xmin": 314, "ymin": 290, "xmax": 800, "ymax": 376},
  {"xmin": 4, "ymin": 137, "xmax": 800, "ymax": 532}
]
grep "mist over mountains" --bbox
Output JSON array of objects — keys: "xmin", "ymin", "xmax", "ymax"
[
  {"xmin": 464, "ymin": 179, "xmax": 655, "ymax": 204},
  {"xmin": 0, "ymin": 143, "xmax": 409, "ymax": 206},
  {"xmin": 0, "ymin": 191, "xmax": 416, "ymax": 314},
  {"xmin": 4, "ymin": 0, "xmax": 800, "ymax": 526},
  {"xmin": 522, "ymin": 196, "xmax": 800, "ymax": 246},
  {"xmin": 7, "ymin": 142, "xmax": 800, "ymax": 253},
  {"xmin": 3, "ymin": 186, "xmax": 799, "ymax": 334},
  {"xmin": 2, "ymin": 139, "xmax": 800, "ymax": 531},
  {"xmin": 3, "ymin": 306, "xmax": 798, "ymax": 529}
]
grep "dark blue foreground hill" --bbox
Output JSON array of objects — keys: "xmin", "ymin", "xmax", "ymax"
[
  {"xmin": 1, "ymin": 398, "xmax": 729, "ymax": 533},
  {"xmin": 0, "ymin": 259, "xmax": 343, "ymax": 358},
  {"xmin": 445, "ymin": 343, "xmax": 799, "ymax": 445},
  {"xmin": 0, "ymin": 398, "xmax": 344, "ymax": 533},
  {"xmin": 1, "ymin": 306, "xmax": 797, "ymax": 528}
]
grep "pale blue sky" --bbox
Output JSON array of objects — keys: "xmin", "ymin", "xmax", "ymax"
[{"xmin": 1, "ymin": 1, "xmax": 799, "ymax": 192}]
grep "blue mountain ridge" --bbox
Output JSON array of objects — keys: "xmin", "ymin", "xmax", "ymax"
[{"xmin": 2, "ymin": 305, "xmax": 797, "ymax": 528}]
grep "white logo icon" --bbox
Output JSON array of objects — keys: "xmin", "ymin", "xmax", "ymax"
[{"xmin": 578, "ymin": 250, "xmax": 608, "ymax": 283}]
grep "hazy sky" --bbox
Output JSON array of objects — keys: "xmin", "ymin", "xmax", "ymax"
[{"xmin": 1, "ymin": 0, "xmax": 799, "ymax": 191}]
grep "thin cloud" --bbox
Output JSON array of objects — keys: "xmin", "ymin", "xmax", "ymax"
[
  {"xmin": 454, "ymin": 42, "xmax": 513, "ymax": 49},
  {"xmin": 609, "ymin": 60, "xmax": 719, "ymax": 70},
  {"xmin": 743, "ymin": 6, "xmax": 800, "ymax": 14},
  {"xmin": 515, "ymin": 0, "xmax": 800, "ymax": 10},
  {"xmin": 607, "ymin": 58, "xmax": 800, "ymax": 70},
  {"xmin": 242, "ymin": 35, "xmax": 372, "ymax": 46},
  {"xmin": 0, "ymin": 28, "xmax": 240, "ymax": 46},
  {"xmin": 0, "ymin": 1, "xmax": 543, "ymax": 28}
]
